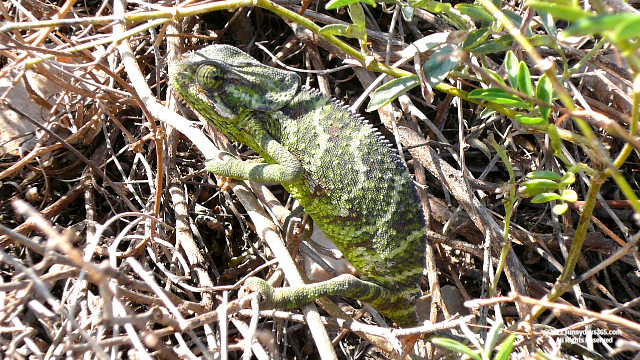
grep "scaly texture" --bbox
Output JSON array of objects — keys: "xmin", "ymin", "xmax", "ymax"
[{"xmin": 170, "ymin": 45, "xmax": 426, "ymax": 327}]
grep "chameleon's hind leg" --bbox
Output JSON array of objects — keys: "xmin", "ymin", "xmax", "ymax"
[{"xmin": 243, "ymin": 275, "xmax": 419, "ymax": 327}]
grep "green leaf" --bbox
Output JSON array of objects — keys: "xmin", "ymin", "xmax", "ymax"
[
  {"xmin": 484, "ymin": 321, "xmax": 504, "ymax": 359},
  {"xmin": 456, "ymin": 3, "xmax": 494, "ymax": 22},
  {"xmin": 431, "ymin": 338, "xmax": 482, "ymax": 360},
  {"xmin": 401, "ymin": 5, "xmax": 414, "ymax": 21},
  {"xmin": 520, "ymin": 179, "xmax": 559, "ymax": 198},
  {"xmin": 318, "ymin": 23, "xmax": 366, "ymax": 40},
  {"xmin": 559, "ymin": 172, "xmax": 576, "ymax": 187},
  {"xmin": 612, "ymin": 16, "xmax": 640, "ymax": 42},
  {"xmin": 538, "ymin": 11, "xmax": 557, "ymax": 37},
  {"xmin": 468, "ymin": 137, "xmax": 492, "ymax": 160},
  {"xmin": 527, "ymin": 1, "xmax": 593, "ymax": 22},
  {"xmin": 548, "ymin": 124, "xmax": 562, "ymax": 151},
  {"xmin": 553, "ymin": 203, "xmax": 569, "ymax": 215},
  {"xmin": 561, "ymin": 189, "xmax": 578, "ymax": 202},
  {"xmin": 422, "ymin": 44, "xmax": 460, "ymax": 87},
  {"xmin": 469, "ymin": 88, "xmax": 530, "ymax": 108},
  {"xmin": 518, "ymin": 62, "xmax": 533, "ymax": 97},
  {"xmin": 505, "ymin": 51, "xmax": 519, "ymax": 88},
  {"xmin": 494, "ymin": 334, "xmax": 517, "ymax": 360},
  {"xmin": 515, "ymin": 114, "xmax": 545, "ymax": 124},
  {"xmin": 463, "ymin": 28, "xmax": 491, "ymax": 50},
  {"xmin": 503, "ymin": 9, "xmax": 524, "ymax": 30},
  {"xmin": 531, "ymin": 192, "xmax": 561, "ymax": 203},
  {"xmin": 562, "ymin": 13, "xmax": 640, "ymax": 39},
  {"xmin": 536, "ymin": 74, "xmax": 553, "ymax": 120},
  {"xmin": 483, "ymin": 68, "xmax": 506, "ymax": 86},
  {"xmin": 527, "ymin": 170, "xmax": 562, "ymax": 180},
  {"xmin": 348, "ymin": 2, "xmax": 367, "ymax": 28},
  {"xmin": 530, "ymin": 34, "xmax": 556, "ymax": 47},
  {"xmin": 467, "ymin": 34, "xmax": 514, "ymax": 54},
  {"xmin": 366, "ymin": 75, "xmax": 419, "ymax": 111},
  {"xmin": 326, "ymin": 0, "xmax": 376, "ymax": 10},
  {"xmin": 411, "ymin": 0, "xmax": 451, "ymax": 13},
  {"xmin": 480, "ymin": 107, "xmax": 496, "ymax": 119},
  {"xmin": 319, "ymin": 24, "xmax": 349, "ymax": 37},
  {"xmin": 411, "ymin": 0, "xmax": 468, "ymax": 28}
]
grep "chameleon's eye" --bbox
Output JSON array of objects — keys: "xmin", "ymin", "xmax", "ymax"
[{"xmin": 196, "ymin": 65, "xmax": 223, "ymax": 89}]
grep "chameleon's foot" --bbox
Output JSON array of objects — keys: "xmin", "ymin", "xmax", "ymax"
[
  {"xmin": 242, "ymin": 277, "xmax": 278, "ymax": 308},
  {"xmin": 216, "ymin": 176, "xmax": 231, "ymax": 191},
  {"xmin": 204, "ymin": 156, "xmax": 234, "ymax": 191}
]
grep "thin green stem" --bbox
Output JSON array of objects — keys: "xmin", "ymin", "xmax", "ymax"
[
  {"xmin": 530, "ymin": 173, "xmax": 606, "ymax": 320},
  {"xmin": 488, "ymin": 134, "xmax": 516, "ymax": 297},
  {"xmin": 565, "ymin": 38, "xmax": 606, "ymax": 78},
  {"xmin": 613, "ymin": 75, "xmax": 640, "ymax": 169}
]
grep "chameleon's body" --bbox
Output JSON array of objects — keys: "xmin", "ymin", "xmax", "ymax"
[{"xmin": 170, "ymin": 45, "xmax": 426, "ymax": 327}]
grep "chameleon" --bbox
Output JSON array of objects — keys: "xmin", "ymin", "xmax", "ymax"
[{"xmin": 169, "ymin": 44, "xmax": 426, "ymax": 327}]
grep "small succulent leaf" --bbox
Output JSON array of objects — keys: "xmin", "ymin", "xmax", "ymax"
[
  {"xmin": 366, "ymin": 75, "xmax": 420, "ymax": 111},
  {"xmin": 548, "ymin": 124, "xmax": 562, "ymax": 151},
  {"xmin": 561, "ymin": 189, "xmax": 578, "ymax": 202},
  {"xmin": 559, "ymin": 172, "xmax": 576, "ymax": 187},
  {"xmin": 531, "ymin": 192, "xmax": 561, "ymax": 203},
  {"xmin": 520, "ymin": 179, "xmax": 559, "ymax": 198},
  {"xmin": 553, "ymin": 203, "xmax": 569, "ymax": 215},
  {"xmin": 505, "ymin": 50, "xmax": 519, "ymax": 88},
  {"xmin": 536, "ymin": 74, "xmax": 553, "ymax": 120},
  {"xmin": 527, "ymin": 170, "xmax": 562, "ymax": 180},
  {"xmin": 515, "ymin": 114, "xmax": 546, "ymax": 124},
  {"xmin": 468, "ymin": 88, "xmax": 530, "ymax": 108},
  {"xmin": 518, "ymin": 62, "xmax": 534, "ymax": 97},
  {"xmin": 530, "ymin": 34, "xmax": 556, "ymax": 47}
]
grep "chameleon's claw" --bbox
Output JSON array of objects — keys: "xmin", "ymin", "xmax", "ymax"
[{"xmin": 217, "ymin": 176, "xmax": 231, "ymax": 191}]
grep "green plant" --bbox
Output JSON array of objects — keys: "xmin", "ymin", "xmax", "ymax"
[{"xmin": 433, "ymin": 321, "xmax": 517, "ymax": 360}]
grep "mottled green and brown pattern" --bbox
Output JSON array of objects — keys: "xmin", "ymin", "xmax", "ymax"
[{"xmin": 170, "ymin": 45, "xmax": 426, "ymax": 327}]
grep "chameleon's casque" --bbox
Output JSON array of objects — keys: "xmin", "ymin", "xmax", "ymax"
[{"xmin": 170, "ymin": 45, "xmax": 426, "ymax": 327}]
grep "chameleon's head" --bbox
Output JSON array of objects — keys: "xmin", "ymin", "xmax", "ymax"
[{"xmin": 169, "ymin": 45, "xmax": 300, "ymax": 122}]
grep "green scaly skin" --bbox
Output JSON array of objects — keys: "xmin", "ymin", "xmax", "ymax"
[{"xmin": 170, "ymin": 45, "xmax": 426, "ymax": 327}]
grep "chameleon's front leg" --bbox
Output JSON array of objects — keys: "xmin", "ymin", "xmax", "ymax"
[{"xmin": 205, "ymin": 124, "xmax": 303, "ymax": 184}]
